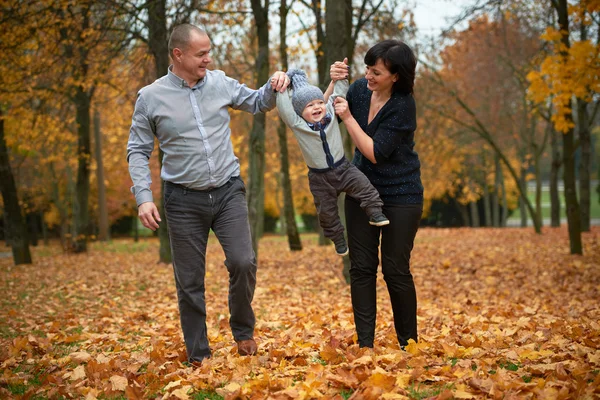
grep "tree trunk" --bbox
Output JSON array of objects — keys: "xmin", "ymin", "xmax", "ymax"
[
  {"xmin": 499, "ymin": 166, "xmax": 508, "ymax": 227},
  {"xmin": 550, "ymin": 126, "xmax": 562, "ymax": 227},
  {"xmin": 41, "ymin": 211, "xmax": 48, "ymax": 246},
  {"xmin": 562, "ymin": 128, "xmax": 582, "ymax": 253},
  {"xmin": 483, "ymin": 177, "xmax": 491, "ymax": 227},
  {"xmin": 28, "ymin": 214, "xmax": 38, "ymax": 247},
  {"xmin": 248, "ymin": 0, "xmax": 270, "ymax": 257},
  {"xmin": 147, "ymin": 0, "xmax": 171, "ymax": 263},
  {"xmin": 534, "ymin": 152, "xmax": 543, "ymax": 229},
  {"xmin": 469, "ymin": 201, "xmax": 480, "ymax": 227},
  {"xmin": 456, "ymin": 200, "xmax": 470, "ymax": 227},
  {"xmin": 483, "ymin": 189, "xmax": 491, "ymax": 227},
  {"xmin": 0, "ymin": 108, "xmax": 32, "ymax": 265},
  {"xmin": 492, "ymin": 154, "xmax": 500, "ymax": 227},
  {"xmin": 577, "ymin": 98, "xmax": 591, "ymax": 232},
  {"xmin": 278, "ymin": 0, "xmax": 302, "ymax": 251},
  {"xmin": 133, "ymin": 214, "xmax": 139, "ymax": 243},
  {"xmin": 94, "ymin": 108, "xmax": 110, "ymax": 241},
  {"xmin": 326, "ymin": 0, "xmax": 352, "ymax": 281},
  {"xmin": 519, "ymin": 172, "xmax": 528, "ymax": 228},
  {"xmin": 72, "ymin": 86, "xmax": 92, "ymax": 253},
  {"xmin": 555, "ymin": 0, "xmax": 582, "ymax": 254}
]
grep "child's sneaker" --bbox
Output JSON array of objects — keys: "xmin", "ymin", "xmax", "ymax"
[
  {"xmin": 333, "ymin": 237, "xmax": 349, "ymax": 256},
  {"xmin": 369, "ymin": 213, "xmax": 390, "ymax": 226}
]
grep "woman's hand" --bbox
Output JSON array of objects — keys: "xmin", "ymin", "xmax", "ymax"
[
  {"xmin": 334, "ymin": 97, "xmax": 352, "ymax": 121},
  {"xmin": 330, "ymin": 57, "xmax": 349, "ymax": 81}
]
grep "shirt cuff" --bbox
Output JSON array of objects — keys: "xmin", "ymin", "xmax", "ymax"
[{"xmin": 133, "ymin": 188, "xmax": 154, "ymax": 207}]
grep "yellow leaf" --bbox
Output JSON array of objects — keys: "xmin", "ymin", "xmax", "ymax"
[
  {"xmin": 171, "ymin": 387, "xmax": 192, "ymax": 400},
  {"xmin": 109, "ymin": 375, "xmax": 128, "ymax": 391},
  {"xmin": 69, "ymin": 365, "xmax": 86, "ymax": 381},
  {"xmin": 69, "ymin": 351, "xmax": 92, "ymax": 363},
  {"xmin": 405, "ymin": 339, "xmax": 428, "ymax": 355},
  {"xmin": 163, "ymin": 380, "xmax": 182, "ymax": 391}
]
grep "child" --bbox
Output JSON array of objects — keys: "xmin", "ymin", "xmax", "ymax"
[{"xmin": 276, "ymin": 69, "xmax": 389, "ymax": 256}]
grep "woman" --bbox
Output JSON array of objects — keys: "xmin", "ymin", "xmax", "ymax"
[{"xmin": 330, "ymin": 40, "xmax": 423, "ymax": 349}]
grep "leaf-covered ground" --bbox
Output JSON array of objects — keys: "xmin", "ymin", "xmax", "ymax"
[{"xmin": 1, "ymin": 227, "xmax": 599, "ymax": 399}]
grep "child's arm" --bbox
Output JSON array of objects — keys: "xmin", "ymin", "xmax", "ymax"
[
  {"xmin": 276, "ymin": 89, "xmax": 303, "ymax": 127},
  {"xmin": 323, "ymin": 80, "xmax": 335, "ymax": 103},
  {"xmin": 328, "ymin": 78, "xmax": 349, "ymax": 106}
]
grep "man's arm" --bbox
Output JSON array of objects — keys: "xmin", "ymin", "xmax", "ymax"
[
  {"xmin": 126, "ymin": 92, "xmax": 161, "ymax": 230},
  {"xmin": 228, "ymin": 71, "xmax": 290, "ymax": 114}
]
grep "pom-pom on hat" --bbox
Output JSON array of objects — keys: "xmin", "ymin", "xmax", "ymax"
[{"xmin": 287, "ymin": 69, "xmax": 324, "ymax": 116}]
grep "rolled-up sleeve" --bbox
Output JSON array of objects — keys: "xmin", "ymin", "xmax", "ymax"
[{"xmin": 127, "ymin": 93, "xmax": 155, "ymax": 206}]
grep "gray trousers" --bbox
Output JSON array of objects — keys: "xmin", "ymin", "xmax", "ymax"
[
  {"xmin": 164, "ymin": 177, "xmax": 256, "ymax": 362},
  {"xmin": 308, "ymin": 159, "xmax": 383, "ymax": 241}
]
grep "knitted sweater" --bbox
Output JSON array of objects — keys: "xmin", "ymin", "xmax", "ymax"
[
  {"xmin": 277, "ymin": 80, "xmax": 349, "ymax": 171},
  {"xmin": 347, "ymin": 78, "xmax": 423, "ymax": 205}
]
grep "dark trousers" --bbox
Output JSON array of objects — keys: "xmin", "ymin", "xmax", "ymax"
[
  {"xmin": 164, "ymin": 177, "xmax": 256, "ymax": 362},
  {"xmin": 345, "ymin": 195, "xmax": 422, "ymax": 347},
  {"xmin": 308, "ymin": 159, "xmax": 383, "ymax": 241}
]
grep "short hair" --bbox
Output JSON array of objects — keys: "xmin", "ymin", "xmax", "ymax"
[
  {"xmin": 364, "ymin": 40, "xmax": 417, "ymax": 95},
  {"xmin": 168, "ymin": 24, "xmax": 207, "ymax": 58}
]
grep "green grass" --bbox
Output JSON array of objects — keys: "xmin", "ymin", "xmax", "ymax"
[
  {"xmin": 90, "ymin": 240, "xmax": 151, "ymax": 253},
  {"xmin": 340, "ymin": 389, "xmax": 353, "ymax": 399},
  {"xmin": 406, "ymin": 383, "xmax": 454, "ymax": 399},
  {"xmin": 192, "ymin": 391, "xmax": 224, "ymax": 400},
  {"xmin": 509, "ymin": 183, "xmax": 600, "ymax": 221}
]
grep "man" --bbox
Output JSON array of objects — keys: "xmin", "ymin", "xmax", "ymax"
[{"xmin": 127, "ymin": 24, "xmax": 289, "ymax": 363}]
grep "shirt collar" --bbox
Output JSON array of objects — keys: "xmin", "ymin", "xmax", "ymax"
[
  {"xmin": 307, "ymin": 113, "xmax": 332, "ymax": 131},
  {"xmin": 167, "ymin": 66, "xmax": 206, "ymax": 89}
]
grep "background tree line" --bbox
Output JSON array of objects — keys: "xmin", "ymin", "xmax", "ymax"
[{"xmin": 0, "ymin": 0, "xmax": 598, "ymax": 266}]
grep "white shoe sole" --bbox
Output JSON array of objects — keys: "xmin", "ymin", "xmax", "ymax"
[{"xmin": 369, "ymin": 220, "xmax": 390, "ymax": 226}]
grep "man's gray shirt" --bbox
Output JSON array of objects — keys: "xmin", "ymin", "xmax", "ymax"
[{"xmin": 127, "ymin": 68, "xmax": 276, "ymax": 206}]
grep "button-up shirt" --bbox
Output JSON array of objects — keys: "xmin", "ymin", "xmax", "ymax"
[{"xmin": 127, "ymin": 67, "xmax": 276, "ymax": 206}]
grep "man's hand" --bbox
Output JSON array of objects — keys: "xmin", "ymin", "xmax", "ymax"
[
  {"xmin": 138, "ymin": 202, "xmax": 161, "ymax": 231},
  {"xmin": 270, "ymin": 71, "xmax": 290, "ymax": 93},
  {"xmin": 330, "ymin": 57, "xmax": 349, "ymax": 81}
]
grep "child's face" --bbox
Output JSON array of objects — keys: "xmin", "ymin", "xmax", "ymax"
[{"xmin": 301, "ymin": 99, "xmax": 327, "ymax": 124}]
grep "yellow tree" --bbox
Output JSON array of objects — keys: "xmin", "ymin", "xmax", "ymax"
[
  {"xmin": 420, "ymin": 14, "xmax": 546, "ymax": 232},
  {"xmin": 527, "ymin": 0, "xmax": 599, "ymax": 252}
]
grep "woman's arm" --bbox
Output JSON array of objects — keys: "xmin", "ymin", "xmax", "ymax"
[{"xmin": 334, "ymin": 97, "xmax": 376, "ymax": 163}]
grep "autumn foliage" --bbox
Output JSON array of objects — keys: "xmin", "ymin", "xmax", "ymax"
[{"xmin": 1, "ymin": 227, "xmax": 599, "ymax": 399}]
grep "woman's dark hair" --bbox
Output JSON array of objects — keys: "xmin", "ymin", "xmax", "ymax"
[{"xmin": 364, "ymin": 40, "xmax": 417, "ymax": 94}]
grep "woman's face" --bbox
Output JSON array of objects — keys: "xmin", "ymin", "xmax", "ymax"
[{"xmin": 365, "ymin": 59, "xmax": 397, "ymax": 93}]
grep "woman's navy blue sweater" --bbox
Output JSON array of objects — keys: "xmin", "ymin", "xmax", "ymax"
[{"xmin": 347, "ymin": 78, "xmax": 423, "ymax": 205}]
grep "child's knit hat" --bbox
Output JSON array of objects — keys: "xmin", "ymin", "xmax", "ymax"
[{"xmin": 287, "ymin": 69, "xmax": 324, "ymax": 116}]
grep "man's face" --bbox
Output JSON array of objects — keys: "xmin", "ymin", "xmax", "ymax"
[
  {"xmin": 301, "ymin": 99, "xmax": 327, "ymax": 124},
  {"xmin": 174, "ymin": 31, "xmax": 212, "ymax": 83}
]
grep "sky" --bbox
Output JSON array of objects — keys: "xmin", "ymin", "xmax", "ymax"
[{"xmin": 411, "ymin": 0, "xmax": 474, "ymax": 38}]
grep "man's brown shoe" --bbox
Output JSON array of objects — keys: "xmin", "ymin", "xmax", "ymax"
[{"xmin": 236, "ymin": 339, "xmax": 257, "ymax": 356}]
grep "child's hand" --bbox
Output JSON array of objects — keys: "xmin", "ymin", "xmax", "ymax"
[{"xmin": 334, "ymin": 97, "xmax": 351, "ymax": 120}]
